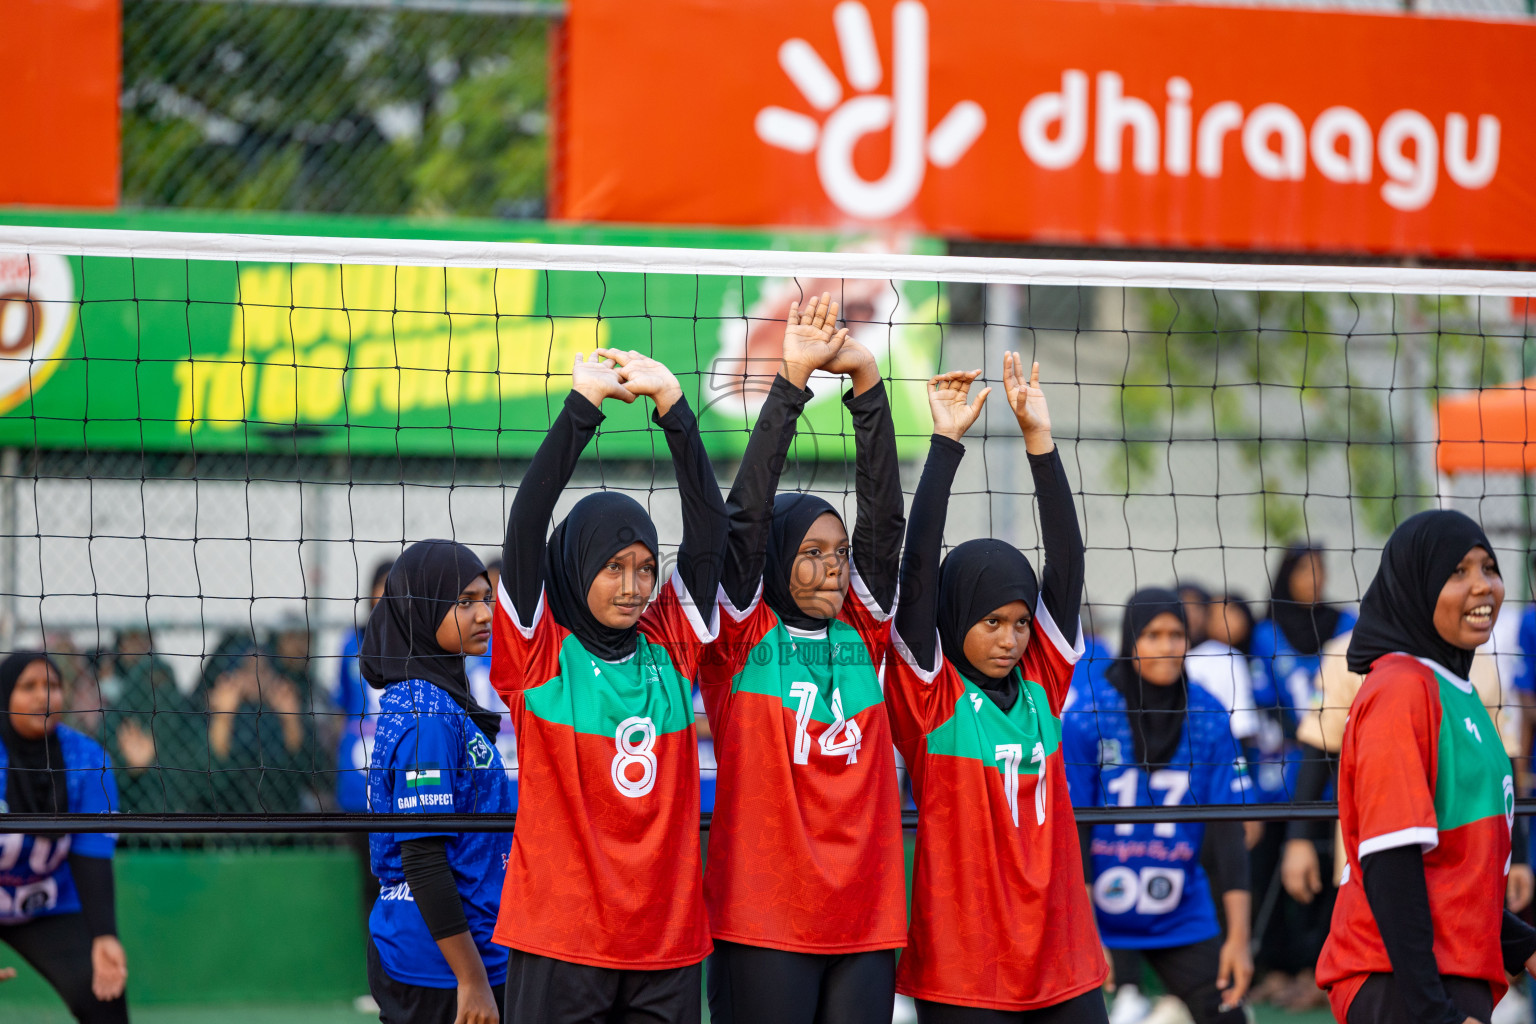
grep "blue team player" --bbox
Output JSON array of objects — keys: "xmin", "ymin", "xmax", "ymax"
[
  {"xmin": 1063, "ymin": 589, "xmax": 1253, "ymax": 1024},
  {"xmin": 362, "ymin": 541, "xmax": 514, "ymax": 1024},
  {"xmin": 0, "ymin": 651, "xmax": 127, "ymax": 1023}
]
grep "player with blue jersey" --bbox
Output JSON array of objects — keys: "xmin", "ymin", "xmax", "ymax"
[
  {"xmin": 0, "ymin": 651, "xmax": 127, "ymax": 1023},
  {"xmin": 363, "ymin": 541, "xmax": 514, "ymax": 1024},
  {"xmin": 1063, "ymin": 589, "xmax": 1252, "ymax": 1024}
]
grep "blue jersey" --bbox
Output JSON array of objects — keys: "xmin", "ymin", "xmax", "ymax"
[
  {"xmin": 336, "ymin": 628, "xmax": 382, "ymax": 812},
  {"xmin": 369, "ymin": 679, "xmax": 514, "ymax": 988},
  {"xmin": 1063, "ymin": 678, "xmax": 1249, "ymax": 949},
  {"xmin": 1247, "ymin": 612, "xmax": 1355, "ymax": 801},
  {"xmin": 0, "ymin": 726, "xmax": 117, "ymax": 925}
]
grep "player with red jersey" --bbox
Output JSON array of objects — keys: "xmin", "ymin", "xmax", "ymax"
[
  {"xmin": 699, "ymin": 295, "xmax": 906, "ymax": 1024},
  {"xmin": 489, "ymin": 349, "xmax": 726, "ymax": 1022},
  {"xmin": 1317, "ymin": 509, "xmax": 1536, "ymax": 1024},
  {"xmin": 884, "ymin": 357, "xmax": 1109, "ymax": 1023}
]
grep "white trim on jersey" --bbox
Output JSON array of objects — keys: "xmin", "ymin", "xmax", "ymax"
[
  {"xmin": 1358, "ymin": 826, "xmax": 1440, "ymax": 859},
  {"xmin": 670, "ymin": 568, "xmax": 721, "ymax": 644},
  {"xmin": 1034, "ymin": 596, "xmax": 1086, "ymax": 667},
  {"xmin": 848, "ymin": 566, "xmax": 893, "ymax": 623},
  {"xmin": 892, "ymin": 626, "xmax": 944, "ymax": 684},
  {"xmin": 716, "ymin": 581, "xmax": 762, "ymax": 624},
  {"xmin": 1411, "ymin": 655, "xmax": 1475, "ymax": 694},
  {"xmin": 499, "ymin": 578, "xmax": 542, "ymax": 640}
]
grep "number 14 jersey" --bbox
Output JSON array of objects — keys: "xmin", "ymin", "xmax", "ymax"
[
  {"xmin": 490, "ymin": 572, "xmax": 715, "ymax": 970},
  {"xmin": 699, "ymin": 575, "xmax": 906, "ymax": 953}
]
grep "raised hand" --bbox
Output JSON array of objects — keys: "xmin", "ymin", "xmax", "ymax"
[
  {"xmin": 571, "ymin": 351, "xmax": 637, "ymax": 409},
  {"xmin": 1003, "ymin": 351, "xmax": 1053, "ymax": 455},
  {"xmin": 601, "ymin": 348, "xmax": 684, "ymax": 417},
  {"xmin": 782, "ymin": 292, "xmax": 848, "ymax": 389},
  {"xmin": 927, "ymin": 370, "xmax": 989, "ymax": 442},
  {"xmin": 820, "ymin": 333, "xmax": 879, "ymax": 396}
]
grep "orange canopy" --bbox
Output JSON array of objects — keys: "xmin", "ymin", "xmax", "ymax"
[{"xmin": 1437, "ymin": 378, "xmax": 1536, "ymax": 474}]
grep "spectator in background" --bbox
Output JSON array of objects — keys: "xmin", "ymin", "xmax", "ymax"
[
  {"xmin": 205, "ymin": 636, "xmax": 316, "ymax": 814},
  {"xmin": 1179, "ymin": 582, "xmax": 1213, "ymax": 648},
  {"xmin": 1186, "ymin": 594, "xmax": 1259, "ymax": 745},
  {"xmin": 100, "ymin": 627, "xmax": 207, "ymax": 814},
  {"xmin": 45, "ymin": 633, "xmax": 104, "ymax": 740},
  {"xmin": 1245, "ymin": 545, "xmax": 1355, "ymax": 1011},
  {"xmin": 336, "ymin": 560, "xmax": 394, "ymax": 813}
]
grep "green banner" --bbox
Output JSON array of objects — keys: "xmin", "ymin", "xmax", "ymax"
[{"xmin": 0, "ymin": 211, "xmax": 945, "ymax": 458}]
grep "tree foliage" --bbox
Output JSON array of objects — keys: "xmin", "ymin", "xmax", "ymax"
[{"xmin": 121, "ymin": 1, "xmax": 549, "ymax": 217}]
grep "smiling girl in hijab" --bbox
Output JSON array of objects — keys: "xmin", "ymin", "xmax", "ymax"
[
  {"xmin": 696, "ymin": 295, "xmax": 906, "ymax": 1024},
  {"xmin": 1317, "ymin": 510, "xmax": 1536, "ymax": 1024},
  {"xmin": 489, "ymin": 348, "xmax": 728, "ymax": 1024},
  {"xmin": 361, "ymin": 539, "xmax": 512, "ymax": 1024},
  {"xmin": 882, "ymin": 355, "xmax": 1106, "ymax": 1023},
  {"xmin": 0, "ymin": 651, "xmax": 127, "ymax": 1023},
  {"xmin": 1063, "ymin": 588, "xmax": 1253, "ymax": 1024}
]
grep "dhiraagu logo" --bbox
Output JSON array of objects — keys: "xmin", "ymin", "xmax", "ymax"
[
  {"xmin": 755, "ymin": 1, "xmax": 985, "ymax": 219},
  {"xmin": 0, "ymin": 255, "xmax": 74, "ymax": 416}
]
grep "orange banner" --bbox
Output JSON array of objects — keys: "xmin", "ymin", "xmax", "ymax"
[
  {"xmin": 558, "ymin": 0, "xmax": 1536, "ymax": 259},
  {"xmin": 2, "ymin": 0, "xmax": 120, "ymax": 208}
]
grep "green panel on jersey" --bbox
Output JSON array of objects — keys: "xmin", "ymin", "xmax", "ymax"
[
  {"xmin": 1431, "ymin": 670, "xmax": 1514, "ymax": 833},
  {"xmin": 731, "ymin": 618, "xmax": 884, "ymax": 724},
  {"xmin": 926, "ymin": 674, "xmax": 1060, "ymax": 775},
  {"xmin": 523, "ymin": 633, "xmax": 696, "ymax": 738}
]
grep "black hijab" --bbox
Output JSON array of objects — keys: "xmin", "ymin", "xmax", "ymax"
[
  {"xmin": 1106, "ymin": 589, "xmax": 1190, "ymax": 770},
  {"xmin": 764, "ymin": 493, "xmax": 844, "ymax": 633},
  {"xmin": 1269, "ymin": 544, "xmax": 1341, "ymax": 656},
  {"xmin": 0, "ymin": 652, "xmax": 69, "ymax": 816},
  {"xmin": 542, "ymin": 492, "xmax": 660, "ymax": 663},
  {"xmin": 937, "ymin": 538, "xmax": 1041, "ymax": 712},
  {"xmin": 1347, "ymin": 510, "xmax": 1495, "ymax": 679},
  {"xmin": 360, "ymin": 540, "xmax": 500, "ymax": 738}
]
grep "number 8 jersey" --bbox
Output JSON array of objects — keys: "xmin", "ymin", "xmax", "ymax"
[{"xmin": 490, "ymin": 572, "xmax": 716, "ymax": 970}]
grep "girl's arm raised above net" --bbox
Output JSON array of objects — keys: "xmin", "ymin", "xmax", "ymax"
[
  {"xmin": 832, "ymin": 338, "xmax": 904, "ymax": 615},
  {"xmin": 1006, "ymin": 353, "xmax": 1084, "ymax": 635},
  {"xmin": 893, "ymin": 371, "xmax": 989, "ymax": 670},
  {"xmin": 719, "ymin": 294, "xmax": 841, "ymax": 609},
  {"xmin": 607, "ymin": 349, "xmax": 729, "ymax": 619},
  {"xmin": 502, "ymin": 352, "xmax": 632, "ymax": 624}
]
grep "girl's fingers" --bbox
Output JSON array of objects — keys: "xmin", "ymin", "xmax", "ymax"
[
  {"xmin": 1030, "ymin": 361, "xmax": 1041, "ymax": 390},
  {"xmin": 788, "ymin": 300, "xmax": 801, "ymax": 327},
  {"xmin": 827, "ymin": 299, "xmax": 840, "ymax": 329},
  {"xmin": 969, "ymin": 386, "xmax": 992, "ymax": 414}
]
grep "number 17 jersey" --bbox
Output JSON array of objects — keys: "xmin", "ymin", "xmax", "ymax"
[{"xmin": 489, "ymin": 572, "xmax": 716, "ymax": 970}]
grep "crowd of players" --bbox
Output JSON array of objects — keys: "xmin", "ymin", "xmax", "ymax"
[{"xmin": 0, "ymin": 293, "xmax": 1531, "ymax": 1024}]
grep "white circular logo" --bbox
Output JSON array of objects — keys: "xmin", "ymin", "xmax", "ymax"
[
  {"xmin": 1093, "ymin": 866, "xmax": 1139, "ymax": 915},
  {"xmin": 0, "ymin": 254, "xmax": 75, "ymax": 415}
]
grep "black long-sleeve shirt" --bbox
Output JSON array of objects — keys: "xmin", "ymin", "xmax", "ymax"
[
  {"xmin": 1362, "ymin": 844, "xmax": 1536, "ymax": 1024},
  {"xmin": 720, "ymin": 377, "xmax": 904, "ymax": 614},
  {"xmin": 894, "ymin": 436, "xmax": 1084, "ymax": 670},
  {"xmin": 503, "ymin": 390, "xmax": 727, "ymax": 625}
]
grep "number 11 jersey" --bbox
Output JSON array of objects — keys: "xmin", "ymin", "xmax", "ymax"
[{"xmin": 489, "ymin": 572, "xmax": 716, "ymax": 970}]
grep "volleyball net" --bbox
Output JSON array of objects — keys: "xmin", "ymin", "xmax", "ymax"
[{"xmin": 1, "ymin": 224, "xmax": 1534, "ymax": 833}]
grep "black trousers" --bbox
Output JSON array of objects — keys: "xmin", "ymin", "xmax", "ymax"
[
  {"xmin": 1345, "ymin": 974, "xmax": 1492, "ymax": 1024},
  {"xmin": 707, "ymin": 938, "xmax": 895, "ymax": 1024},
  {"xmin": 368, "ymin": 939, "xmax": 508, "ymax": 1024},
  {"xmin": 1112, "ymin": 938, "xmax": 1245, "ymax": 1024},
  {"xmin": 503, "ymin": 947, "xmax": 701, "ymax": 1024},
  {"xmin": 916, "ymin": 987, "xmax": 1110, "ymax": 1024},
  {"xmin": 0, "ymin": 912, "xmax": 129, "ymax": 1024}
]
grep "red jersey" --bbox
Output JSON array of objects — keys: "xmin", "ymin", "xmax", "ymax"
[
  {"xmin": 698, "ymin": 571, "xmax": 906, "ymax": 953},
  {"xmin": 1318, "ymin": 654, "xmax": 1516, "ymax": 1019},
  {"xmin": 489, "ymin": 571, "xmax": 715, "ymax": 969},
  {"xmin": 883, "ymin": 597, "xmax": 1107, "ymax": 1011}
]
